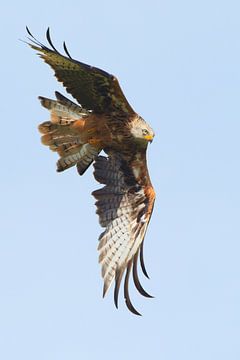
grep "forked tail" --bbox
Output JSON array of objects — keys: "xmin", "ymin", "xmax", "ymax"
[{"xmin": 38, "ymin": 92, "xmax": 100, "ymax": 174}]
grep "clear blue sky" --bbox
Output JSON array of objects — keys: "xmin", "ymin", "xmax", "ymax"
[{"xmin": 1, "ymin": 1, "xmax": 239, "ymax": 359}]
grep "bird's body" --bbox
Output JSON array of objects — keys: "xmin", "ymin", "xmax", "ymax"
[{"xmin": 27, "ymin": 28, "xmax": 155, "ymax": 315}]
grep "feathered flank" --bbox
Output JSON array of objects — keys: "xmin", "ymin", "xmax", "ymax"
[{"xmin": 27, "ymin": 29, "xmax": 156, "ymax": 315}]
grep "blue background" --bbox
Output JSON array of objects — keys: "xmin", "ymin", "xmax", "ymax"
[{"xmin": 1, "ymin": 1, "xmax": 239, "ymax": 359}]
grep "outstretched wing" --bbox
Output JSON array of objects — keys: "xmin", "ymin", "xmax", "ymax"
[
  {"xmin": 26, "ymin": 28, "xmax": 135, "ymax": 115},
  {"xmin": 92, "ymin": 153, "xmax": 155, "ymax": 315}
]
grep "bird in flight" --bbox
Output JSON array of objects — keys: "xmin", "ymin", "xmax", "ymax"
[{"xmin": 26, "ymin": 28, "xmax": 155, "ymax": 315}]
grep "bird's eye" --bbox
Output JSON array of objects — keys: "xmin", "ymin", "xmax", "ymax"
[{"xmin": 142, "ymin": 129, "xmax": 149, "ymax": 136}]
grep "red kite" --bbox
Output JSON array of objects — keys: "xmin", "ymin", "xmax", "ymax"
[{"xmin": 27, "ymin": 28, "xmax": 155, "ymax": 315}]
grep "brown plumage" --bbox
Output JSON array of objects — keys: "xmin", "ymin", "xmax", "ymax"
[{"xmin": 27, "ymin": 28, "xmax": 156, "ymax": 315}]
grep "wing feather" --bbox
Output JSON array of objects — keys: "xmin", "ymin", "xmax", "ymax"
[
  {"xmin": 140, "ymin": 240, "xmax": 150, "ymax": 278},
  {"xmin": 124, "ymin": 260, "xmax": 141, "ymax": 316},
  {"xmin": 133, "ymin": 250, "xmax": 153, "ymax": 298},
  {"xmin": 92, "ymin": 153, "xmax": 155, "ymax": 315},
  {"xmin": 27, "ymin": 28, "xmax": 155, "ymax": 315},
  {"xmin": 26, "ymin": 28, "xmax": 135, "ymax": 115},
  {"xmin": 114, "ymin": 268, "xmax": 125, "ymax": 308}
]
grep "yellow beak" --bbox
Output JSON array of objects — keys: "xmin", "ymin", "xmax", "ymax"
[{"xmin": 144, "ymin": 134, "xmax": 154, "ymax": 142}]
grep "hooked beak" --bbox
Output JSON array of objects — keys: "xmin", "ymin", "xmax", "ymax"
[{"xmin": 144, "ymin": 134, "xmax": 154, "ymax": 142}]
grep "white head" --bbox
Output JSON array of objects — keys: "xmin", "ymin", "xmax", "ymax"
[{"xmin": 130, "ymin": 116, "xmax": 155, "ymax": 145}]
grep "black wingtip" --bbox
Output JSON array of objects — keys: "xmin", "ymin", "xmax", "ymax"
[
  {"xmin": 46, "ymin": 27, "xmax": 59, "ymax": 53},
  {"xmin": 125, "ymin": 295, "xmax": 142, "ymax": 316},
  {"xmin": 46, "ymin": 27, "xmax": 50, "ymax": 39},
  {"xmin": 102, "ymin": 283, "xmax": 108, "ymax": 298},
  {"xmin": 114, "ymin": 270, "xmax": 124, "ymax": 309},
  {"xmin": 133, "ymin": 252, "xmax": 154, "ymax": 298},
  {"xmin": 114, "ymin": 299, "xmax": 119, "ymax": 309},
  {"xmin": 124, "ymin": 262, "xmax": 142, "ymax": 316},
  {"xmin": 63, "ymin": 41, "xmax": 72, "ymax": 59},
  {"xmin": 26, "ymin": 26, "xmax": 32, "ymax": 37},
  {"xmin": 140, "ymin": 241, "xmax": 150, "ymax": 279},
  {"xmin": 25, "ymin": 27, "xmax": 45, "ymax": 49},
  {"xmin": 114, "ymin": 289, "xmax": 119, "ymax": 309}
]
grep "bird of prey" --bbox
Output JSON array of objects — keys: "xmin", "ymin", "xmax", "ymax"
[{"xmin": 26, "ymin": 28, "xmax": 155, "ymax": 315}]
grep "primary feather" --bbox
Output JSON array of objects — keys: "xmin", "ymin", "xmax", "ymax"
[{"xmin": 27, "ymin": 28, "xmax": 155, "ymax": 315}]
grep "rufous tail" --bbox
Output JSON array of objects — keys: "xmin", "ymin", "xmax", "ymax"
[{"xmin": 38, "ymin": 92, "xmax": 100, "ymax": 174}]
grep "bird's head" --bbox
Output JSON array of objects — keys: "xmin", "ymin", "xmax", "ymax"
[{"xmin": 130, "ymin": 116, "xmax": 155, "ymax": 145}]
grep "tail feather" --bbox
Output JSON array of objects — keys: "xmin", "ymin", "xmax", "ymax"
[
  {"xmin": 76, "ymin": 145, "xmax": 100, "ymax": 175},
  {"xmin": 53, "ymin": 143, "xmax": 82, "ymax": 156},
  {"xmin": 57, "ymin": 143, "xmax": 99, "ymax": 172},
  {"xmin": 38, "ymin": 121, "xmax": 58, "ymax": 134},
  {"xmin": 41, "ymin": 132, "xmax": 81, "ymax": 147},
  {"xmin": 38, "ymin": 92, "xmax": 101, "ymax": 175},
  {"xmin": 55, "ymin": 91, "xmax": 90, "ymax": 117},
  {"xmin": 39, "ymin": 92, "xmax": 90, "ymax": 125}
]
